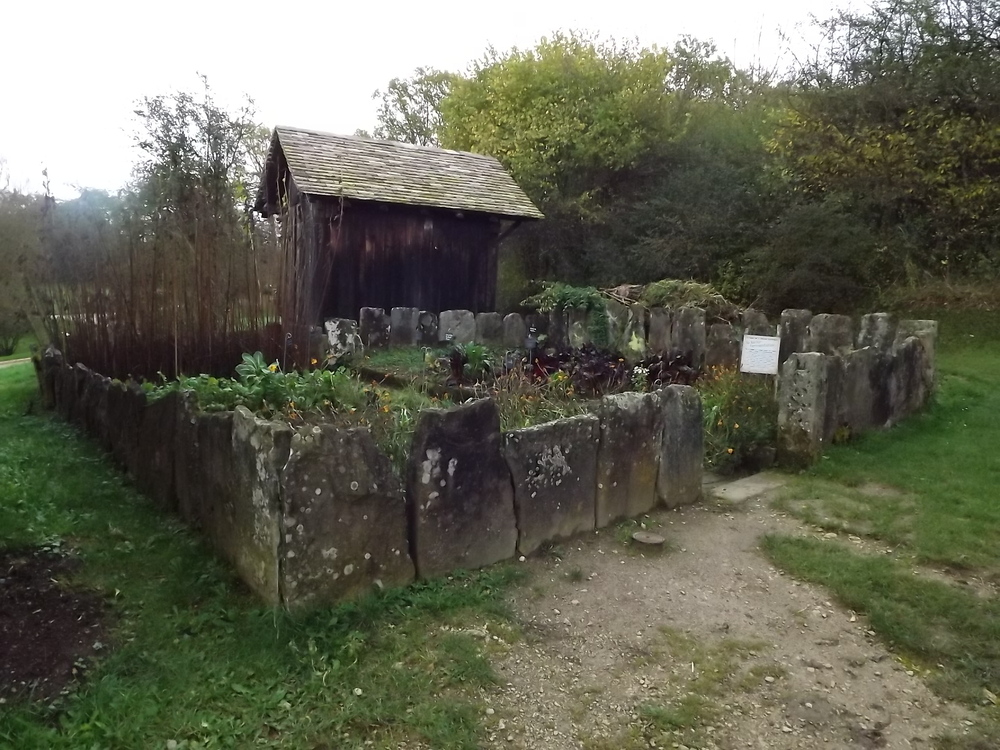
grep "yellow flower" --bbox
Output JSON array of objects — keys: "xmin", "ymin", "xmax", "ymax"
[
  {"xmin": 727, "ymin": 448, "xmax": 734, "ymax": 454},
  {"xmin": 734, "ymin": 423, "xmax": 740, "ymax": 429},
  {"xmin": 268, "ymin": 363, "xmax": 278, "ymax": 372},
  {"xmin": 311, "ymin": 358, "xmax": 318, "ymax": 365},
  {"xmin": 717, "ymin": 419, "xmax": 723, "ymax": 426}
]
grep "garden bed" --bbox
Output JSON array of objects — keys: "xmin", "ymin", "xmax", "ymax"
[{"xmin": 0, "ymin": 546, "xmax": 109, "ymax": 704}]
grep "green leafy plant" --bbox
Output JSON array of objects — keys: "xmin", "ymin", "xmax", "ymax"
[
  {"xmin": 521, "ymin": 282, "xmax": 610, "ymax": 348},
  {"xmin": 148, "ymin": 353, "xmax": 447, "ymax": 473},
  {"xmin": 697, "ymin": 366, "xmax": 777, "ymax": 473},
  {"xmin": 639, "ymin": 279, "xmax": 739, "ymax": 321},
  {"xmin": 455, "ymin": 342, "xmax": 495, "ymax": 382}
]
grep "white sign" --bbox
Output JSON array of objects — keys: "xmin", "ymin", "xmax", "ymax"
[{"xmin": 740, "ymin": 334, "xmax": 781, "ymax": 375}]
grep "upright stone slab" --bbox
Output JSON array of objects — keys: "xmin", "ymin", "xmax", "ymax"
[
  {"xmin": 105, "ymin": 382, "xmax": 146, "ymax": 477},
  {"xmin": 821, "ymin": 354, "xmax": 846, "ymax": 445},
  {"xmin": 886, "ymin": 337, "xmax": 931, "ymax": 426},
  {"xmin": 742, "ymin": 309, "xmax": 772, "ymax": 336},
  {"xmin": 417, "ymin": 311, "xmax": 439, "ymax": 347},
  {"xmin": 838, "ymin": 347, "xmax": 876, "ymax": 435},
  {"xmin": 193, "ymin": 411, "xmax": 236, "ymax": 534},
  {"xmin": 857, "ymin": 313, "xmax": 897, "ymax": 351},
  {"xmin": 777, "ymin": 352, "xmax": 829, "ymax": 467},
  {"xmin": 73, "ymin": 369, "xmax": 96, "ymax": 432},
  {"xmin": 134, "ymin": 390, "xmax": 179, "ymax": 513},
  {"xmin": 807, "ymin": 314, "xmax": 855, "ymax": 355},
  {"xmin": 895, "ymin": 319, "xmax": 939, "ymax": 390},
  {"xmin": 502, "ymin": 313, "xmax": 527, "ymax": 349},
  {"xmin": 475, "ymin": 312, "xmax": 504, "ymax": 346},
  {"xmin": 38, "ymin": 346, "xmax": 63, "ymax": 410},
  {"xmin": 406, "ymin": 399, "xmax": 517, "ymax": 578},
  {"xmin": 648, "ymin": 308, "xmax": 673, "ymax": 355},
  {"xmin": 504, "ymin": 414, "xmax": 599, "ymax": 556},
  {"xmin": 604, "ymin": 300, "xmax": 629, "ymax": 353},
  {"xmin": 173, "ymin": 394, "xmax": 202, "ymax": 528},
  {"xmin": 78, "ymin": 371, "xmax": 110, "ymax": 447},
  {"xmin": 671, "ymin": 307, "xmax": 707, "ymax": 369},
  {"xmin": 547, "ymin": 309, "xmax": 569, "ymax": 349},
  {"xmin": 87, "ymin": 375, "xmax": 112, "ymax": 452},
  {"xmin": 56, "ymin": 364, "xmax": 86, "ymax": 424},
  {"xmin": 439, "ymin": 309, "xmax": 476, "ymax": 344},
  {"xmin": 657, "ymin": 385, "xmax": 704, "ymax": 509},
  {"xmin": 70, "ymin": 365, "xmax": 96, "ymax": 429},
  {"xmin": 280, "ymin": 425, "xmax": 415, "ymax": 607},
  {"xmin": 566, "ymin": 308, "xmax": 590, "ymax": 349},
  {"xmin": 216, "ymin": 407, "xmax": 292, "ymax": 605},
  {"xmin": 779, "ymin": 309, "xmax": 812, "ymax": 365},
  {"xmin": 706, "ymin": 323, "xmax": 740, "ymax": 369},
  {"xmin": 389, "ymin": 307, "xmax": 420, "ymax": 347},
  {"xmin": 359, "ymin": 307, "xmax": 390, "ymax": 348},
  {"xmin": 595, "ymin": 392, "xmax": 663, "ymax": 526},
  {"xmin": 622, "ymin": 305, "xmax": 647, "ymax": 361},
  {"xmin": 325, "ymin": 318, "xmax": 362, "ymax": 359}
]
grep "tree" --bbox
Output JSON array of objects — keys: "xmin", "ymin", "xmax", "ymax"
[
  {"xmin": 775, "ymin": 0, "xmax": 1000, "ymax": 277},
  {"xmin": 0, "ymin": 161, "xmax": 44, "ymax": 354},
  {"xmin": 438, "ymin": 32, "xmax": 772, "ymax": 286},
  {"xmin": 371, "ymin": 67, "xmax": 455, "ymax": 146},
  {"xmin": 39, "ymin": 79, "xmax": 277, "ymax": 378}
]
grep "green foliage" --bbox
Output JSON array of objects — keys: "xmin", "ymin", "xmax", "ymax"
[
  {"xmin": 697, "ymin": 367, "xmax": 777, "ymax": 473},
  {"xmin": 369, "ymin": 67, "xmax": 455, "ymax": 146},
  {"xmin": 455, "ymin": 343, "xmax": 495, "ymax": 382},
  {"xmin": 775, "ymin": 0, "xmax": 1000, "ymax": 278},
  {"xmin": 521, "ymin": 282, "xmax": 610, "ymax": 348},
  {"xmin": 639, "ymin": 279, "xmax": 739, "ymax": 320},
  {"xmin": 151, "ymin": 353, "xmax": 442, "ymax": 473},
  {"xmin": 442, "ymin": 33, "xmax": 679, "ymax": 212},
  {"xmin": 440, "ymin": 32, "xmax": 769, "ymax": 283},
  {"xmin": 0, "ymin": 169, "xmax": 43, "ymax": 356},
  {"xmin": 728, "ymin": 198, "xmax": 883, "ymax": 314}
]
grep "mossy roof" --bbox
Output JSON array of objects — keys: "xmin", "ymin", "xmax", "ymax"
[{"xmin": 264, "ymin": 126, "xmax": 543, "ymax": 220}]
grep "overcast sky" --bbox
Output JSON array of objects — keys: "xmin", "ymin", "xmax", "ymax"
[{"xmin": 4, "ymin": 0, "xmax": 843, "ymax": 199}]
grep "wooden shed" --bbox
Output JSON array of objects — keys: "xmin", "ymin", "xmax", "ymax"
[{"xmin": 254, "ymin": 126, "xmax": 542, "ymax": 324}]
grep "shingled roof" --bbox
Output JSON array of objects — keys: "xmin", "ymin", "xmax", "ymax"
[{"xmin": 256, "ymin": 126, "xmax": 543, "ymax": 220}]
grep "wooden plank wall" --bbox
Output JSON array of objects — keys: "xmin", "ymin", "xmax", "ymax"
[{"xmin": 309, "ymin": 198, "xmax": 501, "ymax": 320}]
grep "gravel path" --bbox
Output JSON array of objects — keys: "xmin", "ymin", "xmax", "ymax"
[{"xmin": 480, "ymin": 482, "xmax": 973, "ymax": 749}]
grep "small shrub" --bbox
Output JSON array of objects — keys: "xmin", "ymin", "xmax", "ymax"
[
  {"xmin": 521, "ymin": 282, "xmax": 611, "ymax": 348},
  {"xmin": 639, "ymin": 279, "xmax": 739, "ymax": 321},
  {"xmin": 697, "ymin": 366, "xmax": 777, "ymax": 474},
  {"xmin": 0, "ymin": 309, "xmax": 26, "ymax": 357}
]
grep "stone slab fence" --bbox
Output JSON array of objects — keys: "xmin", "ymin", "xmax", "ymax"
[
  {"xmin": 325, "ymin": 304, "xmax": 775, "ymax": 368},
  {"xmin": 35, "ymin": 349, "xmax": 703, "ymax": 609},
  {"xmin": 776, "ymin": 312, "xmax": 938, "ymax": 466}
]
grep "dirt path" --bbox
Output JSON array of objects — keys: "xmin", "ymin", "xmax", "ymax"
[
  {"xmin": 481, "ymin": 478, "xmax": 973, "ymax": 749},
  {"xmin": 0, "ymin": 358, "xmax": 30, "ymax": 369}
]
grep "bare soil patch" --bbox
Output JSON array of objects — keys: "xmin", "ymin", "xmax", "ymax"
[
  {"xmin": 0, "ymin": 547, "xmax": 109, "ymax": 704},
  {"xmin": 483, "ymin": 490, "xmax": 976, "ymax": 749}
]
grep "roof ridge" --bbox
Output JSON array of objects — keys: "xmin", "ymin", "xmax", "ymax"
[{"xmin": 274, "ymin": 125, "xmax": 496, "ymax": 162}]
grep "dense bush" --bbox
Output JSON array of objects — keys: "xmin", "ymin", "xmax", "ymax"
[{"xmin": 697, "ymin": 366, "xmax": 777, "ymax": 474}]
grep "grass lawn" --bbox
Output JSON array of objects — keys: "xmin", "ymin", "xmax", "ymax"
[
  {"xmin": 0, "ymin": 333, "xmax": 37, "ymax": 362},
  {"xmin": 0, "ymin": 361, "xmax": 522, "ymax": 750},
  {"xmin": 764, "ymin": 310, "xmax": 1000, "ymax": 719}
]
